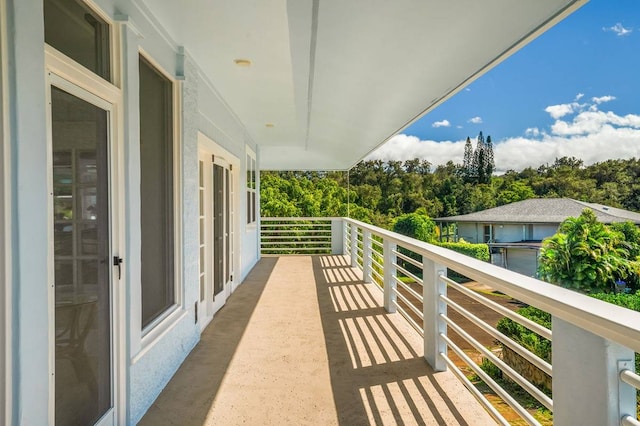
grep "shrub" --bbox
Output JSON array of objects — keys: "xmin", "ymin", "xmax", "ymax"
[
  {"xmin": 392, "ymin": 212, "xmax": 437, "ymax": 243},
  {"xmin": 438, "ymin": 241, "xmax": 490, "ymax": 262}
]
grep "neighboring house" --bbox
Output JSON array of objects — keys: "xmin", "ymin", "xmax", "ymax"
[
  {"xmin": 0, "ymin": 1, "xmax": 587, "ymax": 425},
  {"xmin": 435, "ymin": 198, "xmax": 640, "ymax": 277}
]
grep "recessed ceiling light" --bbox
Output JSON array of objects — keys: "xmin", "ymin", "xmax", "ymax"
[
  {"xmin": 265, "ymin": 123, "xmax": 274, "ymax": 128},
  {"xmin": 233, "ymin": 58, "xmax": 252, "ymax": 67}
]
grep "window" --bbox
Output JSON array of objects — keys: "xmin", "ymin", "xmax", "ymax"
[
  {"xmin": 44, "ymin": 0, "xmax": 111, "ymax": 81},
  {"xmin": 246, "ymin": 149, "xmax": 256, "ymax": 224},
  {"xmin": 139, "ymin": 56, "xmax": 175, "ymax": 329}
]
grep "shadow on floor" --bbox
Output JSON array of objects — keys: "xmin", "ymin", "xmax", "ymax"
[
  {"xmin": 312, "ymin": 255, "xmax": 472, "ymax": 426},
  {"xmin": 138, "ymin": 257, "xmax": 278, "ymax": 426}
]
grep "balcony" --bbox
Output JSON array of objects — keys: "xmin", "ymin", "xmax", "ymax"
[{"xmin": 143, "ymin": 218, "xmax": 640, "ymax": 426}]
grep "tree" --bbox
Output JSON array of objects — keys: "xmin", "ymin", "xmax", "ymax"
[
  {"xmin": 485, "ymin": 135, "xmax": 495, "ymax": 178},
  {"xmin": 392, "ymin": 211, "xmax": 437, "ymax": 243},
  {"xmin": 462, "ymin": 137, "xmax": 474, "ymax": 182},
  {"xmin": 538, "ymin": 209, "xmax": 637, "ymax": 293}
]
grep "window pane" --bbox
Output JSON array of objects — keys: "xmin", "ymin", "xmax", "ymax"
[
  {"xmin": 139, "ymin": 56, "xmax": 174, "ymax": 328},
  {"xmin": 44, "ymin": 0, "xmax": 111, "ymax": 81}
]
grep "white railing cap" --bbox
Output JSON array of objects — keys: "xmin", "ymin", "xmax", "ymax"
[{"xmin": 343, "ymin": 217, "xmax": 640, "ymax": 353}]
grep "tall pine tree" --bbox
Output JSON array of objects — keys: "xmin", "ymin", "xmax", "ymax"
[{"xmin": 462, "ymin": 137, "xmax": 474, "ymax": 182}]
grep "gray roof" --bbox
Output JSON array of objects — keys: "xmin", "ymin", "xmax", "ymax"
[{"xmin": 435, "ymin": 198, "xmax": 640, "ymax": 225}]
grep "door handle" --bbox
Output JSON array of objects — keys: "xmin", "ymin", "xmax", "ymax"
[{"xmin": 113, "ymin": 256, "xmax": 123, "ymax": 280}]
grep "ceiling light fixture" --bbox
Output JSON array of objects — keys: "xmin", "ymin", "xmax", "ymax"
[
  {"xmin": 265, "ymin": 123, "xmax": 274, "ymax": 128},
  {"xmin": 233, "ymin": 58, "xmax": 252, "ymax": 67}
]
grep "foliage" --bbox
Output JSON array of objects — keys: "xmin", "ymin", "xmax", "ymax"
[
  {"xmin": 496, "ymin": 306, "xmax": 552, "ymax": 362},
  {"xmin": 261, "ymin": 157, "xmax": 640, "ymax": 229},
  {"xmin": 438, "ymin": 241, "xmax": 490, "ymax": 262},
  {"xmin": 538, "ymin": 209, "xmax": 638, "ymax": 293},
  {"xmin": 392, "ymin": 211, "xmax": 437, "ymax": 243},
  {"xmin": 462, "ymin": 131, "xmax": 495, "ymax": 184},
  {"xmin": 590, "ymin": 291, "xmax": 640, "ymax": 312}
]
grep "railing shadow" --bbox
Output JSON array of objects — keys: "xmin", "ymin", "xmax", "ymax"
[
  {"xmin": 312, "ymin": 255, "xmax": 472, "ymax": 425},
  {"xmin": 138, "ymin": 257, "xmax": 278, "ymax": 426}
]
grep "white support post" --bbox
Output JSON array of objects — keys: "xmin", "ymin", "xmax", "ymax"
[
  {"xmin": 362, "ymin": 229, "xmax": 372, "ymax": 283},
  {"xmin": 383, "ymin": 240, "xmax": 397, "ymax": 313},
  {"xmin": 331, "ymin": 218, "xmax": 345, "ymax": 255},
  {"xmin": 423, "ymin": 258, "xmax": 447, "ymax": 372},
  {"xmin": 350, "ymin": 225, "xmax": 358, "ymax": 267},
  {"xmin": 552, "ymin": 317, "xmax": 636, "ymax": 426}
]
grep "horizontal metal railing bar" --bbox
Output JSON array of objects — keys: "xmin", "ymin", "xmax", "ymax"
[
  {"xmin": 393, "ymin": 263, "xmax": 424, "ymax": 286},
  {"xmin": 369, "ymin": 256, "xmax": 384, "ymax": 272},
  {"xmin": 620, "ymin": 369, "xmax": 640, "ymax": 390},
  {"xmin": 261, "ymin": 229, "xmax": 332, "ymax": 234},
  {"xmin": 261, "ymin": 222, "xmax": 331, "ymax": 227},
  {"xmin": 441, "ymin": 275, "xmax": 552, "ymax": 341},
  {"xmin": 622, "ymin": 415, "xmax": 640, "ymax": 426},
  {"xmin": 344, "ymin": 217, "xmax": 640, "ymax": 353},
  {"xmin": 261, "ymin": 247, "xmax": 331, "ymax": 252},
  {"xmin": 441, "ymin": 314, "xmax": 553, "ymax": 410},
  {"xmin": 261, "ymin": 241, "xmax": 331, "ymax": 246},
  {"xmin": 441, "ymin": 294, "xmax": 553, "ymax": 376},
  {"xmin": 392, "ymin": 287, "xmax": 424, "ymax": 319},
  {"xmin": 371, "ymin": 268, "xmax": 384, "ymax": 284},
  {"xmin": 393, "ymin": 249, "xmax": 424, "ymax": 269},
  {"xmin": 370, "ymin": 238, "xmax": 384, "ymax": 250},
  {"xmin": 393, "ymin": 276, "xmax": 424, "ymax": 304},
  {"xmin": 392, "ymin": 300, "xmax": 423, "ymax": 336},
  {"xmin": 262, "ymin": 217, "xmax": 339, "ymax": 221},
  {"xmin": 440, "ymin": 354, "xmax": 511, "ymax": 426},
  {"xmin": 441, "ymin": 334, "xmax": 541, "ymax": 426},
  {"xmin": 262, "ymin": 234, "xmax": 331, "ymax": 240}
]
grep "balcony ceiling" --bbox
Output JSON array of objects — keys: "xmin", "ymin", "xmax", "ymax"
[{"xmin": 138, "ymin": 0, "xmax": 587, "ymax": 170}]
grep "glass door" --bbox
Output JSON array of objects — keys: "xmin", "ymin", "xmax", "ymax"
[
  {"xmin": 50, "ymin": 84, "xmax": 114, "ymax": 425},
  {"xmin": 211, "ymin": 157, "xmax": 232, "ymax": 315}
]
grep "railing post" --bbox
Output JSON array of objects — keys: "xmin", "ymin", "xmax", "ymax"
[
  {"xmin": 331, "ymin": 218, "xmax": 345, "ymax": 255},
  {"xmin": 383, "ymin": 240, "xmax": 397, "ymax": 313},
  {"xmin": 423, "ymin": 258, "xmax": 447, "ymax": 372},
  {"xmin": 552, "ymin": 317, "xmax": 636, "ymax": 426},
  {"xmin": 362, "ymin": 229, "xmax": 372, "ymax": 283},
  {"xmin": 350, "ymin": 225, "xmax": 358, "ymax": 267}
]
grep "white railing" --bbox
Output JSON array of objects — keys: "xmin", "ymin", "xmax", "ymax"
[
  {"xmin": 260, "ymin": 217, "xmax": 343, "ymax": 255},
  {"xmin": 262, "ymin": 217, "xmax": 640, "ymax": 425}
]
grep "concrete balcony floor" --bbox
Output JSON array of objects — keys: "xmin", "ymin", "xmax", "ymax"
[{"xmin": 140, "ymin": 255, "xmax": 495, "ymax": 425}]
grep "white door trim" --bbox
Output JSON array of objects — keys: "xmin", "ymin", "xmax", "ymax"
[
  {"xmin": 197, "ymin": 133, "xmax": 240, "ymax": 322},
  {"xmin": 45, "ymin": 46, "xmax": 125, "ymax": 426}
]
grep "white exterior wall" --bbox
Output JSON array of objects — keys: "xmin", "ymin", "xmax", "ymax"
[
  {"xmin": 4, "ymin": 0, "xmax": 261, "ymax": 424},
  {"xmin": 457, "ymin": 223, "xmax": 478, "ymax": 243},
  {"xmin": 534, "ymin": 224, "xmax": 559, "ymax": 241},
  {"xmin": 493, "ymin": 224, "xmax": 523, "ymax": 243}
]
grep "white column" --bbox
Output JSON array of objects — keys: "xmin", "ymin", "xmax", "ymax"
[
  {"xmin": 383, "ymin": 240, "xmax": 397, "ymax": 313},
  {"xmin": 331, "ymin": 218, "xmax": 344, "ymax": 255},
  {"xmin": 350, "ymin": 224, "xmax": 358, "ymax": 267},
  {"xmin": 362, "ymin": 229, "xmax": 372, "ymax": 283},
  {"xmin": 423, "ymin": 258, "xmax": 447, "ymax": 372},
  {"xmin": 552, "ymin": 317, "xmax": 636, "ymax": 426}
]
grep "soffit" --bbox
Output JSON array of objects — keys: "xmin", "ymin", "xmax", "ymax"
[{"xmin": 137, "ymin": 0, "xmax": 587, "ymax": 170}]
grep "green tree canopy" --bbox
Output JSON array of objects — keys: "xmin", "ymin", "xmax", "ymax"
[
  {"xmin": 391, "ymin": 211, "xmax": 437, "ymax": 243},
  {"xmin": 538, "ymin": 209, "xmax": 638, "ymax": 293}
]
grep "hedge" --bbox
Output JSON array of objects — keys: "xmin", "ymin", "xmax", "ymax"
[{"xmin": 438, "ymin": 241, "xmax": 490, "ymax": 262}]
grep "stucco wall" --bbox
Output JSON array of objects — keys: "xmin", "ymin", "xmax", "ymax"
[
  {"xmin": 534, "ymin": 224, "xmax": 559, "ymax": 241},
  {"xmin": 494, "ymin": 224, "xmax": 522, "ymax": 243},
  {"xmin": 6, "ymin": 0, "xmax": 261, "ymax": 423}
]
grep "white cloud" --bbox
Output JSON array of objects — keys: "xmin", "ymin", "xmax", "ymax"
[
  {"xmin": 603, "ymin": 23, "xmax": 632, "ymax": 36},
  {"xmin": 575, "ymin": 93, "xmax": 584, "ymax": 101},
  {"xmin": 432, "ymin": 119, "xmax": 451, "ymax": 128},
  {"xmin": 456, "ymin": 125, "xmax": 463, "ymax": 129},
  {"xmin": 591, "ymin": 95, "xmax": 616, "ymax": 104},
  {"xmin": 468, "ymin": 116, "xmax": 483, "ymax": 124},
  {"xmin": 544, "ymin": 103, "xmax": 576, "ymax": 119},
  {"xmin": 367, "ymin": 102, "xmax": 640, "ymax": 174},
  {"xmin": 525, "ymin": 127, "xmax": 540, "ymax": 137}
]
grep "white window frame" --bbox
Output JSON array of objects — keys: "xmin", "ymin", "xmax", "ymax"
[
  {"xmin": 44, "ymin": 9, "xmax": 126, "ymax": 422},
  {"xmin": 246, "ymin": 147, "xmax": 257, "ymax": 227},
  {"xmin": 136, "ymin": 50, "xmax": 185, "ymax": 352},
  {"xmin": 0, "ymin": 0, "xmax": 10, "ymax": 421}
]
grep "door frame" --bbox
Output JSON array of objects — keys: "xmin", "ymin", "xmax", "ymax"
[
  {"xmin": 0, "ymin": 0, "xmax": 10, "ymax": 420},
  {"xmin": 45, "ymin": 45, "xmax": 125, "ymax": 426},
  {"xmin": 197, "ymin": 132, "xmax": 240, "ymax": 326}
]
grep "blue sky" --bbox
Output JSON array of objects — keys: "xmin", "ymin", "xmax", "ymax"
[{"xmin": 369, "ymin": 0, "xmax": 640, "ymax": 172}]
